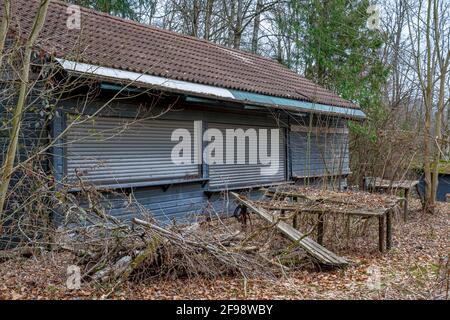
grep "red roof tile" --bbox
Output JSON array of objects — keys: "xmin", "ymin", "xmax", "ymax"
[{"xmin": 7, "ymin": 0, "xmax": 359, "ymax": 109}]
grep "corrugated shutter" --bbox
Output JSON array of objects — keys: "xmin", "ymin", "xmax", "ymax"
[
  {"xmin": 208, "ymin": 123, "xmax": 286, "ymax": 188},
  {"xmin": 66, "ymin": 116, "xmax": 199, "ymax": 185},
  {"xmin": 290, "ymin": 128, "xmax": 349, "ymax": 177}
]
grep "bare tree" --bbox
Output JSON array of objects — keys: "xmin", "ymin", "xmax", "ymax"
[
  {"xmin": 251, "ymin": 0, "xmax": 262, "ymax": 53},
  {"xmin": 406, "ymin": 0, "xmax": 450, "ymax": 212},
  {"xmin": 204, "ymin": 0, "xmax": 214, "ymax": 40},
  {"xmin": 0, "ymin": 0, "xmax": 10, "ymax": 69},
  {"xmin": 0, "ymin": 0, "xmax": 51, "ymax": 228}
]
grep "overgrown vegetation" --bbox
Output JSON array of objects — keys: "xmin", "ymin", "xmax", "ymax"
[{"xmin": 0, "ymin": 0, "xmax": 448, "ymax": 300}]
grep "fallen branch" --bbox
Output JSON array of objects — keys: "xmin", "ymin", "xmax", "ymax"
[{"xmin": 231, "ymin": 192, "xmax": 348, "ymax": 267}]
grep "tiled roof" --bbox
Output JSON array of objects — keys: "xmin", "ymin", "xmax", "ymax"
[{"xmin": 7, "ymin": 0, "xmax": 359, "ymax": 109}]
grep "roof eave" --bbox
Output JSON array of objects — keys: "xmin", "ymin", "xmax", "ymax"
[{"xmin": 55, "ymin": 58, "xmax": 366, "ymax": 120}]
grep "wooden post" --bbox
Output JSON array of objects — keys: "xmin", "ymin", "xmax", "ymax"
[
  {"xmin": 386, "ymin": 210, "xmax": 392, "ymax": 250},
  {"xmin": 345, "ymin": 215, "xmax": 351, "ymax": 245},
  {"xmin": 403, "ymin": 189, "xmax": 409, "ymax": 221},
  {"xmin": 378, "ymin": 214, "xmax": 385, "ymax": 253},
  {"xmin": 293, "ymin": 214, "xmax": 298, "ymax": 229},
  {"xmin": 292, "ymin": 196, "xmax": 298, "ymax": 229},
  {"xmin": 317, "ymin": 212, "xmax": 324, "ymax": 245},
  {"xmin": 241, "ymin": 205, "xmax": 248, "ymax": 230}
]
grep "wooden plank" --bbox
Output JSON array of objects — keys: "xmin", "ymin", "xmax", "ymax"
[
  {"xmin": 207, "ymin": 181, "xmax": 294, "ymax": 193},
  {"xmin": 365, "ymin": 176, "xmax": 419, "ymax": 190},
  {"xmin": 256, "ymin": 202, "xmax": 385, "ymax": 217},
  {"xmin": 265, "ymin": 188, "xmax": 398, "ymax": 211},
  {"xmin": 264, "ymin": 188, "xmax": 312, "ymax": 201},
  {"xmin": 231, "ymin": 192, "xmax": 348, "ymax": 267}
]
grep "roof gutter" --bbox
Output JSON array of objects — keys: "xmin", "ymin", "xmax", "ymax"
[{"xmin": 56, "ymin": 58, "xmax": 366, "ymax": 120}]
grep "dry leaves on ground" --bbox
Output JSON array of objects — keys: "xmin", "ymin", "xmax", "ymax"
[{"xmin": 0, "ymin": 199, "xmax": 448, "ymax": 300}]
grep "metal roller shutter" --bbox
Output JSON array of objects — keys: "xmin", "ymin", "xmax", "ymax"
[
  {"xmin": 66, "ymin": 115, "xmax": 199, "ymax": 185},
  {"xmin": 290, "ymin": 128, "xmax": 350, "ymax": 177},
  {"xmin": 208, "ymin": 123, "xmax": 286, "ymax": 188}
]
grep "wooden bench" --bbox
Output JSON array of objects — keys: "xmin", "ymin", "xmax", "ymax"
[{"xmin": 364, "ymin": 177, "xmax": 419, "ymax": 221}]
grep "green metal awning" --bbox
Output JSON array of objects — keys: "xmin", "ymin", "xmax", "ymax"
[{"xmin": 229, "ymin": 90, "xmax": 366, "ymax": 119}]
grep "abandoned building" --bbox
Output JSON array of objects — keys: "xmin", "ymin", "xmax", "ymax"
[{"xmin": 1, "ymin": 0, "xmax": 366, "ymax": 223}]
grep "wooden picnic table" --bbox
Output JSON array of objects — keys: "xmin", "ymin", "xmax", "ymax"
[
  {"xmin": 364, "ymin": 177, "xmax": 419, "ymax": 221},
  {"xmin": 262, "ymin": 188, "xmax": 400, "ymax": 253}
]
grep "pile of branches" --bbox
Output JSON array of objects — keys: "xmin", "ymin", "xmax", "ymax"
[
  {"xmin": 0, "ymin": 167, "xmax": 310, "ymax": 289},
  {"xmin": 52, "ymin": 186, "xmax": 303, "ymax": 288}
]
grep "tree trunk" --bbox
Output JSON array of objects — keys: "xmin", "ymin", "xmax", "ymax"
[
  {"xmin": 227, "ymin": 0, "xmax": 236, "ymax": 47},
  {"xmin": 191, "ymin": 0, "xmax": 200, "ymax": 37},
  {"xmin": 430, "ymin": 48, "xmax": 450, "ymax": 202},
  {"xmin": 0, "ymin": 0, "xmax": 50, "ymax": 233},
  {"xmin": 233, "ymin": 0, "xmax": 243, "ymax": 49},
  {"xmin": 233, "ymin": 31, "xmax": 242, "ymax": 49},
  {"xmin": 276, "ymin": 35, "xmax": 282, "ymax": 64},
  {"xmin": 423, "ymin": 97, "xmax": 433, "ymax": 213},
  {"xmin": 391, "ymin": 0, "xmax": 405, "ymax": 108},
  {"xmin": 422, "ymin": 0, "xmax": 434, "ymax": 213},
  {"xmin": 0, "ymin": 0, "xmax": 11, "ymax": 69},
  {"xmin": 204, "ymin": 0, "xmax": 214, "ymax": 40},
  {"xmin": 251, "ymin": 0, "xmax": 262, "ymax": 53},
  {"xmin": 444, "ymin": 104, "xmax": 450, "ymax": 159}
]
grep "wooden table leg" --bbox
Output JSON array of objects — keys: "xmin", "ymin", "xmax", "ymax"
[
  {"xmin": 292, "ymin": 196, "xmax": 298, "ymax": 229},
  {"xmin": 293, "ymin": 213, "xmax": 298, "ymax": 229},
  {"xmin": 378, "ymin": 214, "xmax": 385, "ymax": 253},
  {"xmin": 317, "ymin": 212, "xmax": 324, "ymax": 245},
  {"xmin": 386, "ymin": 210, "xmax": 392, "ymax": 250},
  {"xmin": 403, "ymin": 189, "xmax": 409, "ymax": 221},
  {"xmin": 241, "ymin": 205, "xmax": 248, "ymax": 231}
]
